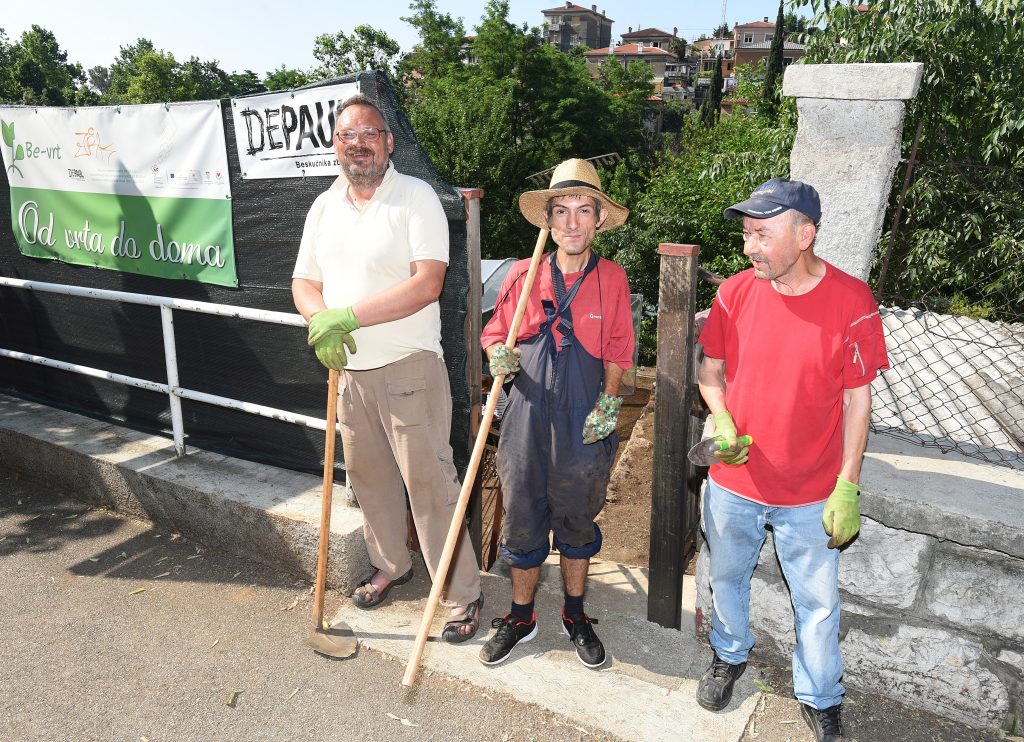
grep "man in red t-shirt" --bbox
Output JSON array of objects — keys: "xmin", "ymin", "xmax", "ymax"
[
  {"xmin": 477, "ymin": 159, "xmax": 635, "ymax": 669},
  {"xmin": 695, "ymin": 178, "xmax": 888, "ymax": 742}
]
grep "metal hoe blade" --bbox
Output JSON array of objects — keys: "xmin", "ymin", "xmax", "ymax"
[{"xmin": 307, "ymin": 620, "xmax": 358, "ymax": 658}]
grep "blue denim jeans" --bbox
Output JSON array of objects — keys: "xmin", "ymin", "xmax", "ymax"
[{"xmin": 703, "ymin": 476, "xmax": 844, "ymax": 709}]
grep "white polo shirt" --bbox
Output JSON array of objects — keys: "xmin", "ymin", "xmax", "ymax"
[{"xmin": 293, "ymin": 162, "xmax": 450, "ymax": 370}]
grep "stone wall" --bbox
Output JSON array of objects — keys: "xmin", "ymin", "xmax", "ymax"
[{"xmin": 694, "ymin": 436, "xmax": 1024, "ymax": 733}]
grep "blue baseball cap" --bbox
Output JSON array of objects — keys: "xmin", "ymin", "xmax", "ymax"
[{"xmin": 724, "ymin": 177, "xmax": 821, "ymax": 223}]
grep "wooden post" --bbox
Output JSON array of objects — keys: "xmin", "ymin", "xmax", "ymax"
[
  {"xmin": 648, "ymin": 243, "xmax": 700, "ymax": 629},
  {"xmin": 459, "ymin": 188, "xmax": 485, "ymax": 558}
]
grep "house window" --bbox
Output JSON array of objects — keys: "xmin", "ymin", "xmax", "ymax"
[
  {"xmin": 743, "ymin": 33, "xmax": 753, "ymax": 43},
  {"xmin": 765, "ymin": 33, "xmax": 774, "ymax": 42},
  {"xmin": 783, "ymin": 57, "xmax": 794, "ymax": 65}
]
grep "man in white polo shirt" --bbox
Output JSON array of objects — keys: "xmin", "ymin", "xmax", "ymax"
[{"xmin": 291, "ymin": 94, "xmax": 483, "ymax": 643}]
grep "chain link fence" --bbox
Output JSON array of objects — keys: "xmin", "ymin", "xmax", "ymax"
[{"xmin": 871, "ymin": 156, "xmax": 1024, "ymax": 469}]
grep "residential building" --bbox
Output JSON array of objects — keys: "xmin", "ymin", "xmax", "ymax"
[
  {"xmin": 731, "ymin": 16, "xmax": 806, "ymax": 70},
  {"xmin": 542, "ymin": 2, "xmax": 613, "ymax": 52},
  {"xmin": 619, "ymin": 26, "xmax": 678, "ymax": 50},
  {"xmin": 583, "ymin": 43, "xmax": 678, "ymax": 80}
]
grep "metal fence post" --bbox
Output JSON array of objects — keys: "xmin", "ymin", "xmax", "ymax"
[
  {"xmin": 648, "ymin": 243, "xmax": 700, "ymax": 629},
  {"xmin": 159, "ymin": 305, "xmax": 186, "ymax": 457},
  {"xmin": 459, "ymin": 187, "xmax": 485, "ymax": 558}
]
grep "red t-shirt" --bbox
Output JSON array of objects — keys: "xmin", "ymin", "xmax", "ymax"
[
  {"xmin": 481, "ymin": 254, "xmax": 635, "ymax": 369},
  {"xmin": 699, "ymin": 262, "xmax": 889, "ymax": 506}
]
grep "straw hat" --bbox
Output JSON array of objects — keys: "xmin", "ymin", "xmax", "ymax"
[{"xmin": 518, "ymin": 158, "xmax": 629, "ymax": 232}]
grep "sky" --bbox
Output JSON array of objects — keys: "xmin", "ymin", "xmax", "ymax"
[{"xmin": 3, "ymin": 1, "xmax": 806, "ymax": 77}]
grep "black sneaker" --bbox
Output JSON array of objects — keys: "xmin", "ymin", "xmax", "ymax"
[
  {"xmin": 561, "ymin": 610, "xmax": 607, "ymax": 668},
  {"xmin": 801, "ymin": 702, "xmax": 847, "ymax": 741},
  {"xmin": 478, "ymin": 613, "xmax": 538, "ymax": 665},
  {"xmin": 696, "ymin": 653, "xmax": 747, "ymax": 711}
]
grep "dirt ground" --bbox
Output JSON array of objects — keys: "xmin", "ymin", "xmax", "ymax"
[{"xmin": 598, "ymin": 367, "xmax": 658, "ymax": 567}]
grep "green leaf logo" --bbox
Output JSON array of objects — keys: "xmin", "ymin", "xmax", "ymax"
[{"xmin": 3, "ymin": 119, "xmax": 24, "ymax": 178}]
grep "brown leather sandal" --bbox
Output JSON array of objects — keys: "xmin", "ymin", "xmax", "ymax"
[
  {"xmin": 441, "ymin": 594, "xmax": 484, "ymax": 644},
  {"xmin": 351, "ymin": 568, "xmax": 413, "ymax": 610}
]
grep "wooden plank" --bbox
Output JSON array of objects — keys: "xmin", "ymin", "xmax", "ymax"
[
  {"xmin": 648, "ymin": 243, "xmax": 700, "ymax": 629},
  {"xmin": 460, "ymin": 188, "xmax": 484, "ymax": 558}
]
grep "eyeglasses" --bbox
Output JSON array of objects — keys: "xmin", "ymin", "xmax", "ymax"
[{"xmin": 334, "ymin": 128, "xmax": 387, "ymax": 143}]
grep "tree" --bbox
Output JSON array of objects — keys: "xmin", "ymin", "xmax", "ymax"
[
  {"xmin": 263, "ymin": 66, "xmax": 310, "ymax": 91},
  {"xmin": 712, "ymin": 22, "xmax": 731, "ymax": 39},
  {"xmin": 104, "ymin": 39, "xmax": 158, "ymax": 102},
  {"xmin": 312, "ymin": 25, "xmax": 401, "ymax": 80},
  {"xmin": 405, "ymin": 0, "xmax": 652, "ymax": 257},
  {"xmin": 400, "ymin": 0, "xmax": 466, "ymax": 83},
  {"xmin": 0, "ymin": 30, "xmax": 18, "ymax": 103},
  {"xmin": 783, "ymin": 10, "xmax": 810, "ymax": 37},
  {"xmin": 761, "ymin": 0, "xmax": 785, "ymax": 118},
  {"xmin": 225, "ymin": 70, "xmax": 265, "ymax": 97},
  {"xmin": 699, "ymin": 54, "xmax": 724, "ymax": 127},
  {"xmin": 87, "ymin": 65, "xmax": 111, "ymax": 94},
  {"xmin": 803, "ymin": 0, "xmax": 1024, "ymax": 314},
  {"xmin": 9, "ymin": 25, "xmax": 86, "ymax": 106}
]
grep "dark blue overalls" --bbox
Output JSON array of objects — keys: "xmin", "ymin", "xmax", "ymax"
[{"xmin": 497, "ymin": 253, "xmax": 618, "ymax": 569}]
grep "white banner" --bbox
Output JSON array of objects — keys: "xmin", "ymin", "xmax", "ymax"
[
  {"xmin": 230, "ymin": 82, "xmax": 359, "ymax": 180},
  {"xmin": 0, "ymin": 102, "xmax": 237, "ymax": 286},
  {"xmin": 0, "ymin": 102, "xmax": 230, "ymax": 199}
]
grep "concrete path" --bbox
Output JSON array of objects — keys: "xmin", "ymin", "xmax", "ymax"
[
  {"xmin": 0, "ymin": 471, "xmax": 621, "ymax": 742},
  {"xmin": 333, "ymin": 561, "xmax": 759, "ymax": 742}
]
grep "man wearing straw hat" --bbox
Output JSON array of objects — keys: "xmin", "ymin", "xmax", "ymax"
[
  {"xmin": 291, "ymin": 94, "xmax": 483, "ymax": 643},
  {"xmin": 478, "ymin": 158, "xmax": 635, "ymax": 668}
]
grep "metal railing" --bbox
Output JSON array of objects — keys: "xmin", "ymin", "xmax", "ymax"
[{"xmin": 0, "ymin": 277, "xmax": 326, "ymax": 458}]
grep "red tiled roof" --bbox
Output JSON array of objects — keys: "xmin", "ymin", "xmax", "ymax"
[
  {"xmin": 736, "ymin": 21, "xmax": 777, "ymax": 27},
  {"xmin": 585, "ymin": 43, "xmax": 677, "ymax": 58},
  {"xmin": 853, "ymin": 3, "xmax": 871, "ymax": 10}
]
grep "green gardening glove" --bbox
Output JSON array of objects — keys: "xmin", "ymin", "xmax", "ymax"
[
  {"xmin": 711, "ymin": 410, "xmax": 749, "ymax": 465},
  {"xmin": 582, "ymin": 392, "xmax": 623, "ymax": 445},
  {"xmin": 307, "ymin": 306, "xmax": 360, "ymax": 345},
  {"xmin": 312, "ymin": 331, "xmax": 357, "ymax": 371},
  {"xmin": 822, "ymin": 476, "xmax": 861, "ymax": 548},
  {"xmin": 488, "ymin": 343, "xmax": 521, "ymax": 377}
]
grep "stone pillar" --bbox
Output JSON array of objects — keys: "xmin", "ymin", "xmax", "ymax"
[{"xmin": 783, "ymin": 63, "xmax": 923, "ymax": 282}]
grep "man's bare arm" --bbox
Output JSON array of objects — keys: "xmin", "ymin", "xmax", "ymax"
[
  {"xmin": 839, "ymin": 384, "xmax": 872, "ymax": 484},
  {"xmin": 603, "ymin": 362, "xmax": 625, "ymax": 396},
  {"xmin": 352, "ymin": 259, "xmax": 447, "ymax": 327},
  {"xmin": 698, "ymin": 356, "xmax": 728, "ymax": 413},
  {"xmin": 292, "ymin": 278, "xmax": 327, "ymax": 322}
]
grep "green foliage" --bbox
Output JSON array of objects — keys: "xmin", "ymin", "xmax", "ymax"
[
  {"xmin": 405, "ymin": 0, "xmax": 660, "ymax": 258},
  {"xmin": 598, "ymin": 113, "xmax": 792, "ymax": 362},
  {"xmin": 400, "ymin": 0, "xmax": 466, "ymax": 83},
  {"xmin": 803, "ymin": 0, "xmax": 1024, "ymax": 316},
  {"xmin": 87, "ymin": 65, "xmax": 110, "ymax": 94},
  {"xmin": 699, "ymin": 55, "xmax": 724, "ymax": 127},
  {"xmin": 312, "ymin": 25, "xmax": 401, "ymax": 80},
  {"xmin": 761, "ymin": 0, "xmax": 785, "ymax": 117},
  {"xmin": 263, "ymin": 66, "xmax": 310, "ymax": 91},
  {"xmin": 8, "ymin": 25, "xmax": 85, "ymax": 106},
  {"xmin": 713, "ymin": 23, "xmax": 731, "ymax": 38}
]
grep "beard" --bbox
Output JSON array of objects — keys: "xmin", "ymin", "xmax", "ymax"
[{"xmin": 341, "ymin": 147, "xmax": 388, "ymax": 189}]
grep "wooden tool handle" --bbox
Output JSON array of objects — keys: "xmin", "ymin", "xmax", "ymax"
[
  {"xmin": 312, "ymin": 368, "xmax": 340, "ymax": 630},
  {"xmin": 402, "ymin": 228, "xmax": 549, "ymax": 687}
]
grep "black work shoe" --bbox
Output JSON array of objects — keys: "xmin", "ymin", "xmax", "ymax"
[
  {"xmin": 478, "ymin": 613, "xmax": 538, "ymax": 665},
  {"xmin": 561, "ymin": 610, "xmax": 607, "ymax": 668},
  {"xmin": 696, "ymin": 653, "xmax": 747, "ymax": 711},
  {"xmin": 801, "ymin": 702, "xmax": 847, "ymax": 741}
]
